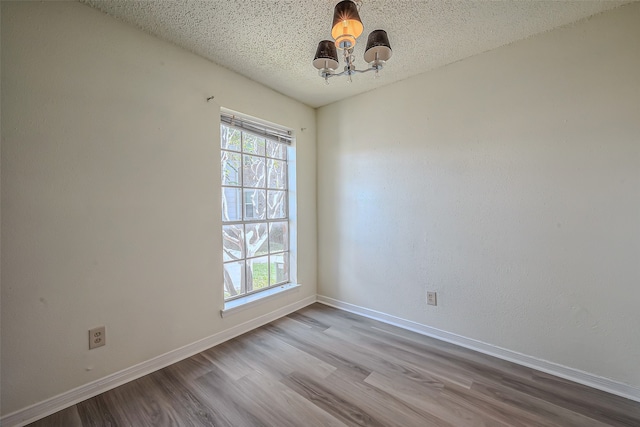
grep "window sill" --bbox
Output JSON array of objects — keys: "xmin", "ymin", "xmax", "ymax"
[{"xmin": 221, "ymin": 283, "xmax": 301, "ymax": 318}]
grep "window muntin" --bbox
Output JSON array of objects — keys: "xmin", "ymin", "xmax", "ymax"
[{"xmin": 221, "ymin": 123, "xmax": 290, "ymax": 301}]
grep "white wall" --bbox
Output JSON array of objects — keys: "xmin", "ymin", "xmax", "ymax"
[
  {"xmin": 1, "ymin": 1, "xmax": 316, "ymax": 416},
  {"xmin": 318, "ymin": 3, "xmax": 640, "ymax": 389}
]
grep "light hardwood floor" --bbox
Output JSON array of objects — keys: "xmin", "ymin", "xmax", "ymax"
[{"xmin": 29, "ymin": 303, "xmax": 640, "ymax": 426}]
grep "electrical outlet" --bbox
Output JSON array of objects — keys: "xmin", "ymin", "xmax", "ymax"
[
  {"xmin": 89, "ymin": 326, "xmax": 106, "ymax": 349},
  {"xmin": 427, "ymin": 291, "xmax": 437, "ymax": 306}
]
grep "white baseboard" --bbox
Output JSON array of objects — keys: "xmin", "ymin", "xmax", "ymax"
[
  {"xmin": 316, "ymin": 295, "xmax": 640, "ymax": 403},
  {"xmin": 5, "ymin": 293, "xmax": 637, "ymax": 427},
  {"xmin": 1, "ymin": 295, "xmax": 317, "ymax": 427}
]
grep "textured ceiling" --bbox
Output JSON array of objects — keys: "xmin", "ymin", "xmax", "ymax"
[{"xmin": 82, "ymin": 0, "xmax": 629, "ymax": 108}]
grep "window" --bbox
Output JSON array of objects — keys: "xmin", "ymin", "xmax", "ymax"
[{"xmin": 220, "ymin": 113, "xmax": 292, "ymax": 301}]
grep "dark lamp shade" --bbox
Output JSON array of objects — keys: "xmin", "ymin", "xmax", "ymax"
[
  {"xmin": 313, "ymin": 40, "xmax": 339, "ymax": 70},
  {"xmin": 364, "ymin": 29, "xmax": 392, "ymax": 64},
  {"xmin": 331, "ymin": 0, "xmax": 364, "ymax": 44}
]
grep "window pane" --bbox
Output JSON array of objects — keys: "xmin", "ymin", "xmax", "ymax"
[
  {"xmin": 243, "ymin": 189, "xmax": 266, "ymax": 220},
  {"xmin": 245, "ymin": 222, "xmax": 268, "ymax": 257},
  {"xmin": 267, "ymin": 140, "xmax": 287, "ymax": 160},
  {"xmin": 267, "ymin": 190, "xmax": 287, "ymax": 219},
  {"xmin": 221, "ymin": 126, "xmax": 241, "ymax": 151},
  {"xmin": 243, "ymin": 133, "xmax": 266, "ymax": 156},
  {"xmin": 267, "ymin": 159, "xmax": 286, "ymax": 189},
  {"xmin": 269, "ymin": 221, "xmax": 288, "ymax": 253},
  {"xmin": 247, "ymin": 256, "xmax": 269, "ymax": 292},
  {"xmin": 221, "ymin": 151, "xmax": 241, "ymax": 186},
  {"xmin": 243, "ymin": 155, "xmax": 266, "ymax": 188},
  {"xmin": 223, "ymin": 224, "xmax": 244, "ymax": 262},
  {"xmin": 270, "ymin": 253, "xmax": 289, "ymax": 285},
  {"xmin": 224, "ymin": 260, "xmax": 245, "ymax": 299},
  {"xmin": 222, "ymin": 188, "xmax": 242, "ymax": 222}
]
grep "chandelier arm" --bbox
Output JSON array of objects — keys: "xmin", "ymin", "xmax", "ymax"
[
  {"xmin": 322, "ymin": 69, "xmax": 352, "ymax": 78},
  {"xmin": 320, "ymin": 70, "xmax": 339, "ymax": 79},
  {"xmin": 350, "ymin": 67, "xmax": 377, "ymax": 74},
  {"xmin": 320, "ymin": 63, "xmax": 384, "ymax": 79},
  {"xmin": 350, "ymin": 63, "xmax": 385, "ymax": 74}
]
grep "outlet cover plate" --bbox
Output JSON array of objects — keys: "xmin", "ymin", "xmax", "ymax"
[
  {"xmin": 89, "ymin": 326, "xmax": 106, "ymax": 349},
  {"xmin": 427, "ymin": 291, "xmax": 437, "ymax": 306}
]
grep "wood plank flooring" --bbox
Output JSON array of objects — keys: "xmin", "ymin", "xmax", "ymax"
[{"xmin": 29, "ymin": 303, "xmax": 640, "ymax": 426}]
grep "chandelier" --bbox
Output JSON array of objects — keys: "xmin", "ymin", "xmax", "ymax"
[{"xmin": 312, "ymin": 0, "xmax": 392, "ymax": 83}]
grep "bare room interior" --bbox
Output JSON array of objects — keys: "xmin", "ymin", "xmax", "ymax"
[{"xmin": 1, "ymin": 1, "xmax": 639, "ymax": 426}]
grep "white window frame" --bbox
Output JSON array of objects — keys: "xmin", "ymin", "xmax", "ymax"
[{"xmin": 220, "ymin": 110, "xmax": 296, "ymax": 307}]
